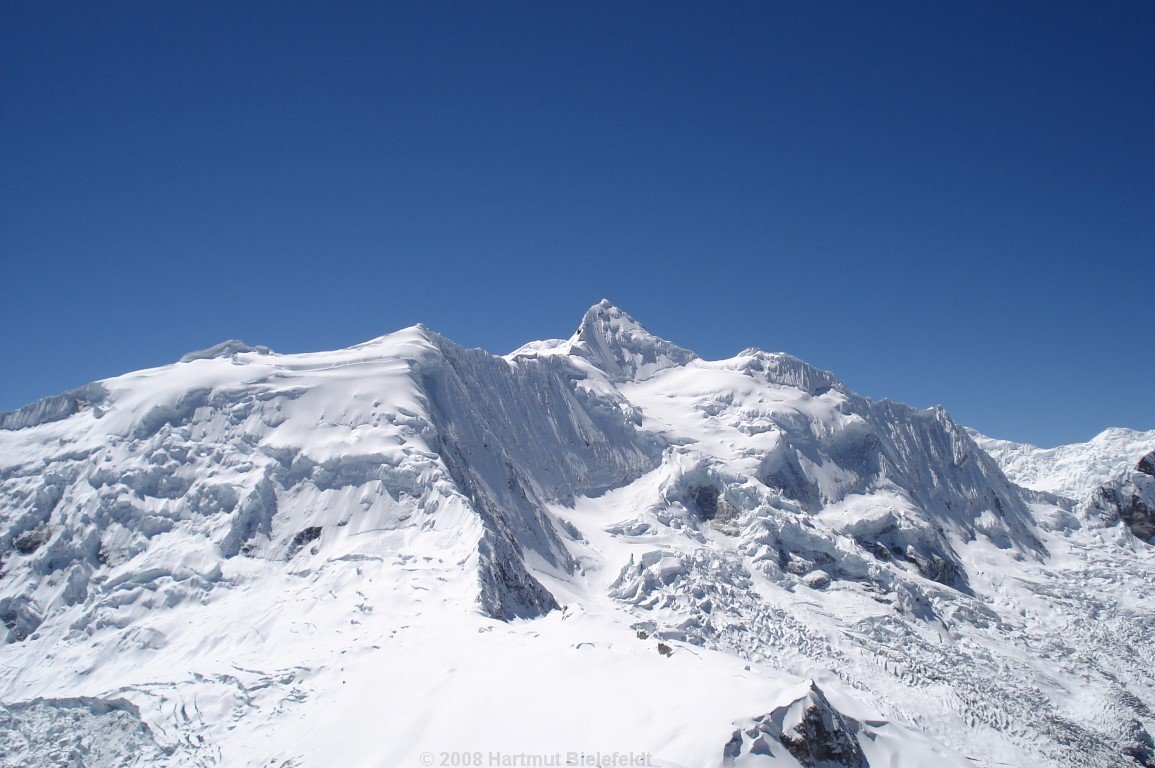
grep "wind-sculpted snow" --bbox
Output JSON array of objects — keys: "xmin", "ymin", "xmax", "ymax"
[
  {"xmin": 0, "ymin": 382, "xmax": 107, "ymax": 431},
  {"xmin": 0, "ymin": 301, "xmax": 1151, "ymax": 767},
  {"xmin": 178, "ymin": 339, "xmax": 273, "ymax": 363}
]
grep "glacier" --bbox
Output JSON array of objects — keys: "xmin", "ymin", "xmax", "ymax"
[{"xmin": 1, "ymin": 301, "xmax": 1152, "ymax": 767}]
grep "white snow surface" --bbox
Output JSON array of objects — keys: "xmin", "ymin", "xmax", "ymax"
[
  {"xmin": 971, "ymin": 427, "xmax": 1155, "ymax": 501},
  {"xmin": 1, "ymin": 302, "xmax": 1153, "ymax": 768}
]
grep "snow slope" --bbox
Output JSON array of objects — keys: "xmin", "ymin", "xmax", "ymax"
[
  {"xmin": 1, "ymin": 302, "xmax": 1153, "ymax": 767},
  {"xmin": 971, "ymin": 427, "xmax": 1155, "ymax": 501}
]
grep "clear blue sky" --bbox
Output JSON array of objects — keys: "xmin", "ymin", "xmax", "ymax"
[{"xmin": 2, "ymin": 2, "xmax": 1152, "ymax": 447}]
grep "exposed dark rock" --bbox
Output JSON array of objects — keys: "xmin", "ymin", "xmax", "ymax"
[
  {"xmin": 778, "ymin": 688, "xmax": 867, "ymax": 767},
  {"xmin": 476, "ymin": 529, "xmax": 559, "ymax": 621},
  {"xmin": 12, "ymin": 527, "xmax": 48, "ymax": 556},
  {"xmin": 855, "ymin": 526, "xmax": 969, "ymax": 593},
  {"xmin": 1120, "ymin": 494, "xmax": 1155, "ymax": 543},
  {"xmin": 783, "ymin": 550, "xmax": 835, "ymax": 576},
  {"xmin": 723, "ymin": 730, "xmax": 743, "ymax": 761},
  {"xmin": 1092, "ymin": 482, "xmax": 1155, "ymax": 544},
  {"xmin": 0, "ymin": 597, "xmax": 42, "ymax": 644},
  {"xmin": 907, "ymin": 550, "xmax": 966, "ymax": 589},
  {"xmin": 1137, "ymin": 452, "xmax": 1155, "ymax": 478},
  {"xmin": 287, "ymin": 526, "xmax": 323, "ymax": 558},
  {"xmin": 855, "ymin": 537, "xmax": 892, "ymax": 562},
  {"xmin": 723, "ymin": 681, "xmax": 867, "ymax": 767},
  {"xmin": 691, "ymin": 485, "xmax": 719, "ymax": 521},
  {"xmin": 1124, "ymin": 719, "xmax": 1155, "ymax": 767}
]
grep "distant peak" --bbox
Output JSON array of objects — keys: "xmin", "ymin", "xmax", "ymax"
[
  {"xmin": 569, "ymin": 301, "xmax": 696, "ymax": 381},
  {"xmin": 576, "ymin": 300, "xmax": 653, "ymax": 335},
  {"xmin": 1094, "ymin": 426, "xmax": 1155, "ymax": 442}
]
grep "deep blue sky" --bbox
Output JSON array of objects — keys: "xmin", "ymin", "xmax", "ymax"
[{"xmin": 2, "ymin": 2, "xmax": 1152, "ymax": 446}]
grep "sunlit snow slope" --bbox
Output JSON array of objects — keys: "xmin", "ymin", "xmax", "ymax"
[
  {"xmin": 1, "ymin": 302, "xmax": 1153, "ymax": 768},
  {"xmin": 971, "ymin": 427, "xmax": 1155, "ymax": 501}
]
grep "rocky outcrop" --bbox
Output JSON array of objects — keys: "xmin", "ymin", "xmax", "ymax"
[
  {"xmin": 1089, "ymin": 451, "xmax": 1155, "ymax": 543},
  {"xmin": 476, "ymin": 528, "xmax": 559, "ymax": 621},
  {"xmin": 724, "ymin": 681, "xmax": 867, "ymax": 767}
]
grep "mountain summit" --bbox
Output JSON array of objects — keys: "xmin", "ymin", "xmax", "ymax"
[
  {"xmin": 1, "ymin": 305, "xmax": 1152, "ymax": 767},
  {"xmin": 567, "ymin": 299, "xmax": 697, "ymax": 380}
]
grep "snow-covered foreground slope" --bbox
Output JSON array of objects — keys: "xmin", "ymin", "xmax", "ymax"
[{"xmin": 2, "ymin": 302, "xmax": 1153, "ymax": 767}]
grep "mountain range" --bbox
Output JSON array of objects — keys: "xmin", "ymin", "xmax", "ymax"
[{"xmin": 1, "ymin": 301, "xmax": 1152, "ymax": 767}]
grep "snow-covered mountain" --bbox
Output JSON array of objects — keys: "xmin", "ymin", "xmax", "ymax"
[
  {"xmin": 2, "ymin": 301, "xmax": 1153, "ymax": 768},
  {"xmin": 970, "ymin": 427, "xmax": 1155, "ymax": 502},
  {"xmin": 972, "ymin": 427, "xmax": 1155, "ymax": 546}
]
